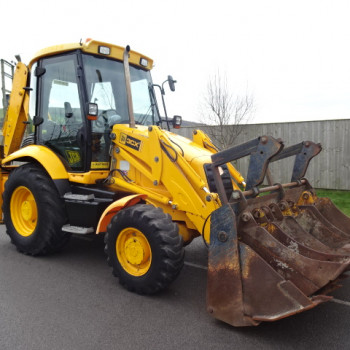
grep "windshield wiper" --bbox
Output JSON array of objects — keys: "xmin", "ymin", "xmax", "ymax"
[
  {"xmin": 138, "ymin": 105, "xmax": 153, "ymax": 125},
  {"xmin": 148, "ymin": 83, "xmax": 162, "ymax": 126}
]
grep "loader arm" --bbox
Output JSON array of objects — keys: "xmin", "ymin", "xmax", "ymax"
[
  {"xmin": 107, "ymin": 124, "xmax": 221, "ymax": 243},
  {"xmin": 192, "ymin": 129, "xmax": 245, "ymax": 189}
]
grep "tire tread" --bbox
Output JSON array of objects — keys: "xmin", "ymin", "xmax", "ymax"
[{"xmin": 104, "ymin": 204, "xmax": 184, "ymax": 294}]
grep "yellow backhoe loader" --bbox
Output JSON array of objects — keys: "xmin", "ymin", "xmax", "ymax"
[{"xmin": 1, "ymin": 39, "xmax": 350, "ymax": 327}]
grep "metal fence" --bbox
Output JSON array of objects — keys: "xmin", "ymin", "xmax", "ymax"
[{"xmin": 175, "ymin": 119, "xmax": 350, "ymax": 190}]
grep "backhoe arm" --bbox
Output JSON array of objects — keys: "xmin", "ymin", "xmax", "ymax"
[{"xmin": 1, "ymin": 62, "xmax": 29, "ymax": 159}]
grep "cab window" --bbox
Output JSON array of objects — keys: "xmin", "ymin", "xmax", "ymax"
[{"xmin": 38, "ymin": 54, "xmax": 85, "ymax": 171}]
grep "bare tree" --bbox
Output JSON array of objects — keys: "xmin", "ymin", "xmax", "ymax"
[{"xmin": 201, "ymin": 71, "xmax": 254, "ymax": 150}]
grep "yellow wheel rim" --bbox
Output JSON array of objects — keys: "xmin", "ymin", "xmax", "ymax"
[
  {"xmin": 116, "ymin": 227, "xmax": 152, "ymax": 276},
  {"xmin": 10, "ymin": 186, "xmax": 38, "ymax": 237}
]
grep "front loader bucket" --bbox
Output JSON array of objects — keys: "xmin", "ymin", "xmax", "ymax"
[
  {"xmin": 207, "ymin": 203, "xmax": 349, "ymax": 327},
  {"xmin": 206, "ymin": 136, "xmax": 350, "ymax": 326}
]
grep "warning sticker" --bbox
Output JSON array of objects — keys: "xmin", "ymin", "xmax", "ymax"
[{"xmin": 91, "ymin": 162, "xmax": 110, "ymax": 169}]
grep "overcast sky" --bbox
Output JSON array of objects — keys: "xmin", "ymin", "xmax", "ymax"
[{"xmin": 1, "ymin": 0, "xmax": 350, "ymax": 124}]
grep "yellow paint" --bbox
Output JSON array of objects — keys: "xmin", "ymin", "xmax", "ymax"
[
  {"xmin": 176, "ymin": 222, "xmax": 200, "ymax": 244},
  {"xmin": 10, "ymin": 186, "xmax": 37, "ymax": 237},
  {"xmin": 267, "ymin": 223, "xmax": 277, "ymax": 233},
  {"xmin": 0, "ymin": 167, "xmax": 14, "ymax": 200},
  {"xmin": 111, "ymin": 178, "xmax": 171, "ymax": 205},
  {"xmin": 281, "ymin": 207, "xmax": 293, "ymax": 217},
  {"xmin": 1, "ymin": 42, "xmax": 231, "ymax": 246},
  {"xmin": 96, "ymin": 194, "xmax": 147, "ymax": 234},
  {"xmin": 297, "ymin": 191, "xmax": 316, "ymax": 206},
  {"xmin": 108, "ymin": 124, "xmax": 221, "ymax": 243},
  {"xmin": 29, "ymin": 39, "xmax": 153, "ymax": 70},
  {"xmin": 186, "ymin": 212, "xmax": 212, "ymax": 243},
  {"xmin": 116, "ymin": 227, "xmax": 152, "ymax": 276},
  {"xmin": 191, "ymin": 129, "xmax": 245, "ymax": 189},
  {"xmin": 68, "ymin": 171, "xmax": 110, "ymax": 184},
  {"xmin": 1, "ymin": 63, "xmax": 29, "ymax": 158},
  {"xmin": 144, "ymin": 199, "xmax": 199, "ymax": 243},
  {"xmin": 90, "ymin": 162, "xmax": 110, "ymax": 169},
  {"xmin": 192, "ymin": 129, "xmax": 218, "ymax": 151},
  {"xmin": 0, "ymin": 169, "xmax": 3, "ymax": 222},
  {"xmin": 1, "ymin": 145, "xmax": 68, "ymax": 180}
]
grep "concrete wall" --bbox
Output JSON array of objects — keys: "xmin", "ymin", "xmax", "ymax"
[{"xmin": 174, "ymin": 119, "xmax": 350, "ymax": 190}]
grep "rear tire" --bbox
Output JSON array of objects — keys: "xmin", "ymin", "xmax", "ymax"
[
  {"xmin": 104, "ymin": 204, "xmax": 184, "ymax": 294},
  {"xmin": 2, "ymin": 163, "xmax": 70, "ymax": 255}
]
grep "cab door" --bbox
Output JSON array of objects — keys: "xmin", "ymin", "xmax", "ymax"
[{"xmin": 36, "ymin": 53, "xmax": 86, "ymax": 171}]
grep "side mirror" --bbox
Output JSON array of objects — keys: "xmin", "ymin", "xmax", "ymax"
[
  {"xmin": 168, "ymin": 75, "xmax": 176, "ymax": 92},
  {"xmin": 172, "ymin": 115, "xmax": 182, "ymax": 129},
  {"xmin": 64, "ymin": 102, "xmax": 73, "ymax": 118}
]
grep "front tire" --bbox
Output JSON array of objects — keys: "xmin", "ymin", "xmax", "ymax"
[
  {"xmin": 104, "ymin": 204, "xmax": 184, "ymax": 294},
  {"xmin": 2, "ymin": 163, "xmax": 70, "ymax": 255}
]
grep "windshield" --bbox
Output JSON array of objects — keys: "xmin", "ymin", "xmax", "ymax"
[{"xmin": 82, "ymin": 54, "xmax": 160, "ymax": 132}]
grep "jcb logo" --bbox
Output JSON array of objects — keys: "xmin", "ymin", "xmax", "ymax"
[
  {"xmin": 120, "ymin": 133, "xmax": 127, "ymax": 144},
  {"xmin": 120, "ymin": 133, "xmax": 141, "ymax": 151},
  {"xmin": 65, "ymin": 150, "xmax": 81, "ymax": 165}
]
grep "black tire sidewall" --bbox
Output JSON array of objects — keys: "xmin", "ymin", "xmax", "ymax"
[
  {"xmin": 106, "ymin": 205, "xmax": 184, "ymax": 294},
  {"xmin": 107, "ymin": 212, "xmax": 163, "ymax": 290},
  {"xmin": 3, "ymin": 164, "xmax": 68, "ymax": 254}
]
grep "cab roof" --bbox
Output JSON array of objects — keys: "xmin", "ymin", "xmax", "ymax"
[{"xmin": 29, "ymin": 39, "xmax": 153, "ymax": 70}]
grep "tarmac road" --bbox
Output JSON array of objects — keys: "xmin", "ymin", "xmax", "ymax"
[{"xmin": 1, "ymin": 225, "xmax": 350, "ymax": 350}]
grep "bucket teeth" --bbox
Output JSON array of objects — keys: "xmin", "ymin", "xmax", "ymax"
[
  {"xmin": 262, "ymin": 202, "xmax": 350, "ymax": 259},
  {"xmin": 239, "ymin": 214, "xmax": 349, "ymax": 294},
  {"xmin": 294, "ymin": 207, "xmax": 350, "ymax": 249},
  {"xmin": 207, "ymin": 188, "xmax": 350, "ymax": 327},
  {"xmin": 315, "ymin": 197, "xmax": 350, "ymax": 235}
]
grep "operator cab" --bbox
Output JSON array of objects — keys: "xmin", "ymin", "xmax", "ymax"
[{"xmin": 29, "ymin": 41, "xmax": 162, "ymax": 172}]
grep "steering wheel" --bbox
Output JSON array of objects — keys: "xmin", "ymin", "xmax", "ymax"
[
  {"xmin": 95, "ymin": 114, "xmax": 108, "ymax": 129},
  {"xmin": 95, "ymin": 109, "xmax": 122, "ymax": 130}
]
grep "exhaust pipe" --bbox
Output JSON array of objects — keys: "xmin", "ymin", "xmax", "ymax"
[{"xmin": 123, "ymin": 45, "xmax": 135, "ymax": 128}]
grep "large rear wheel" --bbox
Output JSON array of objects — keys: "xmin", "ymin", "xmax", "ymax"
[
  {"xmin": 104, "ymin": 204, "xmax": 184, "ymax": 294},
  {"xmin": 3, "ymin": 163, "xmax": 70, "ymax": 255}
]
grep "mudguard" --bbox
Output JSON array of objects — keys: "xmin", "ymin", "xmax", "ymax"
[
  {"xmin": 96, "ymin": 194, "xmax": 147, "ymax": 234},
  {"xmin": 1, "ymin": 145, "xmax": 68, "ymax": 180}
]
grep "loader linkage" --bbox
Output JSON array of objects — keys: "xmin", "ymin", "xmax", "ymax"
[{"xmin": 207, "ymin": 136, "xmax": 350, "ymax": 326}]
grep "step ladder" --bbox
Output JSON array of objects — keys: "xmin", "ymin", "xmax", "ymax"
[
  {"xmin": 62, "ymin": 193, "xmax": 97, "ymax": 235},
  {"xmin": 1, "ymin": 59, "xmax": 15, "ymax": 125}
]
